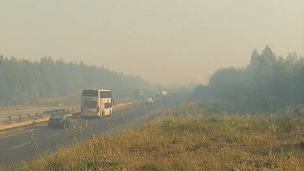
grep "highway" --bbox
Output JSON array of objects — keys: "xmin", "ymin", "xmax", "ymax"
[
  {"xmin": 0, "ymin": 99, "xmax": 132, "ymax": 118},
  {"xmin": 0, "ymin": 93, "xmax": 188, "ymax": 164}
]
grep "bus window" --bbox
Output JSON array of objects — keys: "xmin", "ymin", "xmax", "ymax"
[
  {"xmin": 82, "ymin": 90, "xmax": 98, "ymax": 97},
  {"xmin": 83, "ymin": 101, "xmax": 97, "ymax": 108}
]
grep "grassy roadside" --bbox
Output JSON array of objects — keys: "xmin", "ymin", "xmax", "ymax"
[
  {"xmin": 2, "ymin": 100, "xmax": 304, "ymax": 170},
  {"xmin": 0, "ymin": 92, "xmax": 79, "ymax": 114},
  {"xmin": 0, "ymin": 105, "xmax": 57, "ymax": 114}
]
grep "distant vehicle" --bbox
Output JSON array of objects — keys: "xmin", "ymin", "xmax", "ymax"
[
  {"xmin": 146, "ymin": 97, "xmax": 154, "ymax": 104},
  {"xmin": 139, "ymin": 90, "xmax": 145, "ymax": 98},
  {"xmin": 152, "ymin": 97, "xmax": 156, "ymax": 103},
  {"xmin": 58, "ymin": 103, "xmax": 63, "ymax": 106},
  {"xmin": 80, "ymin": 89, "xmax": 114, "ymax": 118},
  {"xmin": 48, "ymin": 114, "xmax": 70, "ymax": 128},
  {"xmin": 155, "ymin": 94, "xmax": 161, "ymax": 101},
  {"xmin": 160, "ymin": 90, "xmax": 167, "ymax": 96}
]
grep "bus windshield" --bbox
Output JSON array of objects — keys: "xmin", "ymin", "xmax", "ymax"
[
  {"xmin": 82, "ymin": 90, "xmax": 98, "ymax": 97},
  {"xmin": 100, "ymin": 91, "xmax": 111, "ymax": 98}
]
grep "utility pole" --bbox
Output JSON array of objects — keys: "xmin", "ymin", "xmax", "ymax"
[{"xmin": 36, "ymin": 73, "xmax": 39, "ymax": 104}]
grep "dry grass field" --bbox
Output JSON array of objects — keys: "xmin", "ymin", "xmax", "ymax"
[{"xmin": 2, "ymin": 100, "xmax": 304, "ymax": 170}]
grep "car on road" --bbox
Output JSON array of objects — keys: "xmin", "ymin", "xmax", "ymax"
[
  {"xmin": 152, "ymin": 97, "xmax": 156, "ymax": 103},
  {"xmin": 48, "ymin": 114, "xmax": 71, "ymax": 128},
  {"xmin": 155, "ymin": 94, "xmax": 161, "ymax": 101},
  {"xmin": 146, "ymin": 97, "xmax": 154, "ymax": 104}
]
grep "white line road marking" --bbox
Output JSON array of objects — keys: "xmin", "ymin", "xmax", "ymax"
[
  {"xmin": 0, "ymin": 128, "xmax": 44, "ymax": 139},
  {"xmin": 8, "ymin": 142, "xmax": 32, "ymax": 150},
  {"xmin": 45, "ymin": 133, "xmax": 61, "ymax": 139},
  {"xmin": 6, "ymin": 106, "xmax": 153, "ymax": 151}
]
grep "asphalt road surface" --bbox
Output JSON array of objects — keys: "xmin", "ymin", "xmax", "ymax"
[{"xmin": 0, "ymin": 93, "xmax": 188, "ymax": 164}]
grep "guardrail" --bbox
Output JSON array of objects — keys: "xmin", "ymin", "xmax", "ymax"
[
  {"xmin": 0, "ymin": 99, "xmax": 145, "ymax": 131},
  {"xmin": 0, "ymin": 107, "xmax": 80, "ymax": 125},
  {"xmin": 0, "ymin": 98, "xmax": 139, "ymax": 117}
]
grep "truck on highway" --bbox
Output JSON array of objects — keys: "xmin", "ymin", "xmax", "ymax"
[
  {"xmin": 160, "ymin": 90, "xmax": 167, "ymax": 97},
  {"xmin": 80, "ymin": 89, "xmax": 114, "ymax": 118}
]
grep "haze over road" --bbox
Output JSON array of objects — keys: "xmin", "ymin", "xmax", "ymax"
[
  {"xmin": 1, "ymin": 1, "xmax": 303, "ymax": 85},
  {"xmin": 0, "ymin": 93, "xmax": 188, "ymax": 164}
]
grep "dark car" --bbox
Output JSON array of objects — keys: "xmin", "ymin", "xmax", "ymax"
[{"xmin": 48, "ymin": 114, "xmax": 71, "ymax": 128}]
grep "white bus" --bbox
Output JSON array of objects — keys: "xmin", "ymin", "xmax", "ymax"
[{"xmin": 80, "ymin": 89, "xmax": 114, "ymax": 118}]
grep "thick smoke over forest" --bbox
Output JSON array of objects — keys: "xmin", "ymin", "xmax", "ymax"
[
  {"xmin": 194, "ymin": 46, "xmax": 304, "ymax": 113},
  {"xmin": 0, "ymin": 55, "xmax": 150, "ymax": 106}
]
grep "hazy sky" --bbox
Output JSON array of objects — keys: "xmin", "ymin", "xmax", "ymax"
[{"xmin": 1, "ymin": 0, "xmax": 304, "ymax": 85}]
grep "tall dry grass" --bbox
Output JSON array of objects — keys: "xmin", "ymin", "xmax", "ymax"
[{"xmin": 2, "ymin": 101, "xmax": 304, "ymax": 170}]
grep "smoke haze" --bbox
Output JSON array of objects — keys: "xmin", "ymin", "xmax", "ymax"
[{"xmin": 1, "ymin": 0, "xmax": 304, "ymax": 85}]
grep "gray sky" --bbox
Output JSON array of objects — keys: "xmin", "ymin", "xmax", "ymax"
[{"xmin": 1, "ymin": 0, "xmax": 304, "ymax": 85}]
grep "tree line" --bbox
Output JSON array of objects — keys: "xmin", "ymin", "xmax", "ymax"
[
  {"xmin": 194, "ymin": 46, "xmax": 304, "ymax": 113},
  {"xmin": 0, "ymin": 55, "xmax": 150, "ymax": 106}
]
